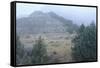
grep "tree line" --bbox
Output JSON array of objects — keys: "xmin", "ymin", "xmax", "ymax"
[
  {"xmin": 16, "ymin": 22, "xmax": 97, "ymax": 65},
  {"xmin": 72, "ymin": 22, "xmax": 97, "ymax": 62}
]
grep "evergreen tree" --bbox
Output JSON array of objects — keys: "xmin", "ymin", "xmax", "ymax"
[
  {"xmin": 72, "ymin": 23, "xmax": 97, "ymax": 61},
  {"xmin": 16, "ymin": 35, "xmax": 24, "ymax": 65},
  {"xmin": 31, "ymin": 36, "xmax": 48, "ymax": 64}
]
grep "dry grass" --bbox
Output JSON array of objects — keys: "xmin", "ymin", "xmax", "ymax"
[{"xmin": 20, "ymin": 33, "xmax": 74, "ymax": 63}]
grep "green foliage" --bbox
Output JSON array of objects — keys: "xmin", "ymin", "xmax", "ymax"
[
  {"xmin": 16, "ymin": 35, "xmax": 48, "ymax": 65},
  {"xmin": 21, "ymin": 52, "xmax": 32, "ymax": 65},
  {"xmin": 16, "ymin": 35, "xmax": 24, "ymax": 65},
  {"xmin": 72, "ymin": 22, "xmax": 97, "ymax": 61},
  {"xmin": 31, "ymin": 36, "xmax": 48, "ymax": 64}
]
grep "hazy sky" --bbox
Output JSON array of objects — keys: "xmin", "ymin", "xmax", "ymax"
[{"xmin": 16, "ymin": 3, "xmax": 96, "ymax": 25}]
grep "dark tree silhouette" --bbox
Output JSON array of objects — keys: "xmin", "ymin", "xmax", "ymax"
[
  {"xmin": 72, "ymin": 22, "xmax": 97, "ymax": 61},
  {"xmin": 16, "ymin": 35, "xmax": 24, "ymax": 65},
  {"xmin": 31, "ymin": 36, "xmax": 48, "ymax": 64}
]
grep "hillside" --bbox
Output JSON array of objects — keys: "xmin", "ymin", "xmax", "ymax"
[{"xmin": 16, "ymin": 11, "xmax": 78, "ymax": 35}]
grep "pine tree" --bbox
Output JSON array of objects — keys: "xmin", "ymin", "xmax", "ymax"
[
  {"xmin": 31, "ymin": 36, "xmax": 48, "ymax": 64},
  {"xmin": 16, "ymin": 35, "xmax": 24, "ymax": 65},
  {"xmin": 72, "ymin": 22, "xmax": 97, "ymax": 61}
]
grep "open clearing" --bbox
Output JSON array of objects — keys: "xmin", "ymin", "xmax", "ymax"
[{"xmin": 20, "ymin": 32, "xmax": 74, "ymax": 63}]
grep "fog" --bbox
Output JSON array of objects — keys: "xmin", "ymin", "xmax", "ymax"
[{"xmin": 16, "ymin": 3, "xmax": 96, "ymax": 25}]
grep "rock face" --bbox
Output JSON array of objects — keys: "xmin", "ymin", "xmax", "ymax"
[{"xmin": 16, "ymin": 11, "xmax": 77, "ymax": 35}]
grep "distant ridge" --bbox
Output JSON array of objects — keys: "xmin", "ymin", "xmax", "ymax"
[{"xmin": 17, "ymin": 11, "xmax": 78, "ymax": 35}]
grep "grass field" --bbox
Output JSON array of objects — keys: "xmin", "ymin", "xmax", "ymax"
[{"xmin": 19, "ymin": 32, "xmax": 75, "ymax": 63}]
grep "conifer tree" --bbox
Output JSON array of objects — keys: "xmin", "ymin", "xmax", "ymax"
[
  {"xmin": 16, "ymin": 35, "xmax": 24, "ymax": 65},
  {"xmin": 72, "ymin": 22, "xmax": 96, "ymax": 61},
  {"xmin": 31, "ymin": 36, "xmax": 48, "ymax": 64}
]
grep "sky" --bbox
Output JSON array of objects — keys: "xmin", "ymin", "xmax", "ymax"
[{"xmin": 16, "ymin": 3, "xmax": 96, "ymax": 25}]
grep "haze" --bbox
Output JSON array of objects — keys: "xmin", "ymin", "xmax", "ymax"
[{"xmin": 16, "ymin": 3, "xmax": 96, "ymax": 25}]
